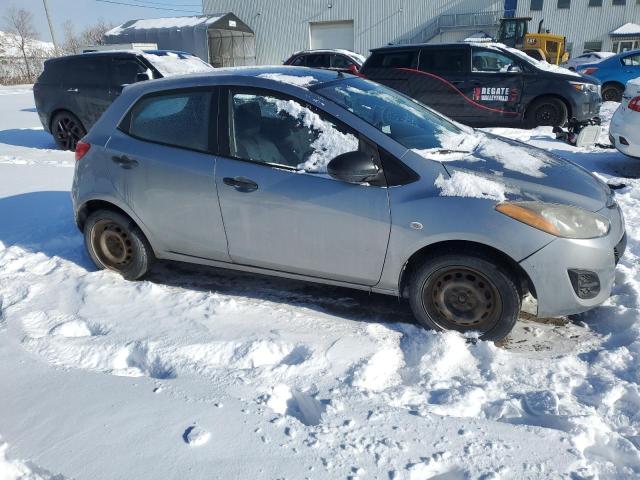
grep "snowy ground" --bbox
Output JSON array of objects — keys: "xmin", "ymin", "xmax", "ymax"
[{"xmin": 2, "ymin": 86, "xmax": 640, "ymax": 479}]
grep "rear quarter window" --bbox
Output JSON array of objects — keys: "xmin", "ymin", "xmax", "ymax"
[
  {"xmin": 364, "ymin": 50, "xmax": 418, "ymax": 69},
  {"xmin": 123, "ymin": 90, "xmax": 214, "ymax": 153}
]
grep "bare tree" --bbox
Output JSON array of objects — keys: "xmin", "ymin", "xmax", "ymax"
[
  {"xmin": 60, "ymin": 18, "xmax": 115, "ymax": 54},
  {"xmin": 3, "ymin": 6, "xmax": 37, "ymax": 82}
]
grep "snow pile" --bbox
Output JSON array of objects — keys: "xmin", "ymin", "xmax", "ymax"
[
  {"xmin": 142, "ymin": 52, "xmax": 213, "ymax": 76},
  {"xmin": 269, "ymin": 97, "xmax": 358, "ymax": 171},
  {"xmin": 0, "ymin": 31, "xmax": 54, "ymax": 58},
  {"xmin": 257, "ymin": 73, "xmax": 318, "ymax": 88},
  {"xmin": 183, "ymin": 425, "xmax": 210, "ymax": 446},
  {"xmin": 435, "ymin": 171, "xmax": 512, "ymax": 201}
]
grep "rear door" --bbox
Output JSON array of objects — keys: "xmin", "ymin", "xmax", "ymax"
[
  {"xmin": 214, "ymin": 87, "xmax": 391, "ymax": 285},
  {"xmin": 410, "ymin": 46, "xmax": 469, "ymax": 119},
  {"xmin": 456, "ymin": 47, "xmax": 524, "ymax": 125},
  {"xmin": 106, "ymin": 87, "xmax": 230, "ymax": 262},
  {"xmin": 63, "ymin": 56, "xmax": 112, "ymax": 130}
]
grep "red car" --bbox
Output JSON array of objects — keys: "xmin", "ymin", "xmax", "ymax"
[{"xmin": 283, "ymin": 49, "xmax": 365, "ymax": 74}]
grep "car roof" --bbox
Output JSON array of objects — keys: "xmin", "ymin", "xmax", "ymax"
[
  {"xmin": 122, "ymin": 66, "xmax": 348, "ymax": 93},
  {"xmin": 370, "ymin": 42, "xmax": 468, "ymax": 52},
  {"xmin": 289, "ymin": 49, "xmax": 365, "ymax": 63},
  {"xmin": 45, "ymin": 49, "xmax": 192, "ymax": 64}
]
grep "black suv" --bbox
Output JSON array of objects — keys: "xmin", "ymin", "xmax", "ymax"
[
  {"xmin": 360, "ymin": 43, "xmax": 601, "ymax": 128},
  {"xmin": 284, "ymin": 49, "xmax": 365, "ymax": 74},
  {"xmin": 34, "ymin": 50, "xmax": 213, "ymax": 150}
]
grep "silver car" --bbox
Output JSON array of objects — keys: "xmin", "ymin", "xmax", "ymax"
[{"xmin": 71, "ymin": 67, "xmax": 626, "ymax": 341}]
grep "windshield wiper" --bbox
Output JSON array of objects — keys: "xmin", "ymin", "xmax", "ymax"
[{"xmin": 433, "ymin": 149, "xmax": 472, "ymax": 155}]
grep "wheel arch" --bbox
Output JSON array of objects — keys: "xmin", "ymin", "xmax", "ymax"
[
  {"xmin": 49, "ymin": 108, "xmax": 85, "ymax": 132},
  {"xmin": 601, "ymin": 80, "xmax": 625, "ymax": 93},
  {"xmin": 398, "ymin": 240, "xmax": 536, "ymax": 300}
]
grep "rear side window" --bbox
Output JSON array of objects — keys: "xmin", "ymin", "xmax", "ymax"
[
  {"xmin": 419, "ymin": 48, "xmax": 468, "ymax": 73},
  {"xmin": 365, "ymin": 50, "xmax": 418, "ymax": 69},
  {"xmin": 38, "ymin": 60, "xmax": 65, "ymax": 85},
  {"xmin": 125, "ymin": 90, "xmax": 213, "ymax": 152},
  {"xmin": 63, "ymin": 57, "xmax": 110, "ymax": 87},
  {"xmin": 306, "ymin": 54, "xmax": 330, "ymax": 68},
  {"xmin": 331, "ymin": 54, "xmax": 353, "ymax": 69},
  {"xmin": 622, "ymin": 54, "xmax": 640, "ymax": 66},
  {"xmin": 290, "ymin": 56, "xmax": 306, "ymax": 66}
]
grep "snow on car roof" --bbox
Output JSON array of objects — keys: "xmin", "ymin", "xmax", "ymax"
[{"xmin": 290, "ymin": 49, "xmax": 366, "ymax": 64}]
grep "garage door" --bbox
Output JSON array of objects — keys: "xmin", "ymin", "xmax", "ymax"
[{"xmin": 309, "ymin": 21, "xmax": 354, "ymax": 51}]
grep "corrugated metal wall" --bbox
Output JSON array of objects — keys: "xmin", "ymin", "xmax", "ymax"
[
  {"xmin": 514, "ymin": 1, "xmax": 640, "ymax": 56},
  {"xmin": 202, "ymin": 0, "xmax": 503, "ymax": 64}
]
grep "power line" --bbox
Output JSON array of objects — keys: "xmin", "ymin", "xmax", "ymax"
[
  {"xmin": 94, "ymin": 0, "xmax": 201, "ymax": 14},
  {"xmin": 127, "ymin": 0, "xmax": 201, "ymax": 7}
]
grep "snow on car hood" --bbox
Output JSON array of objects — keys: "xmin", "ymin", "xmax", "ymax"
[{"xmin": 414, "ymin": 132, "xmax": 610, "ymax": 211}]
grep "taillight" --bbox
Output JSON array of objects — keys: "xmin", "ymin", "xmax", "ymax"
[
  {"xmin": 629, "ymin": 96, "xmax": 640, "ymax": 112},
  {"xmin": 581, "ymin": 67, "xmax": 599, "ymax": 75},
  {"xmin": 75, "ymin": 140, "xmax": 91, "ymax": 161}
]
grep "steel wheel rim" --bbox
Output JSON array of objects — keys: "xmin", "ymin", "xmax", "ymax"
[
  {"xmin": 91, "ymin": 220, "xmax": 134, "ymax": 270},
  {"xmin": 422, "ymin": 266, "xmax": 502, "ymax": 331},
  {"xmin": 54, "ymin": 115, "xmax": 83, "ymax": 150},
  {"xmin": 535, "ymin": 104, "xmax": 557, "ymax": 125}
]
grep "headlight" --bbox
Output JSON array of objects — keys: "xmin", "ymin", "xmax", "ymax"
[
  {"xmin": 496, "ymin": 202, "xmax": 610, "ymax": 239},
  {"xmin": 569, "ymin": 81, "xmax": 599, "ymax": 94}
]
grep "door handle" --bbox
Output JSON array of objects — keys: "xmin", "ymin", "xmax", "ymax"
[
  {"xmin": 111, "ymin": 155, "xmax": 138, "ymax": 169},
  {"xmin": 67, "ymin": 88, "xmax": 79, "ymax": 93},
  {"xmin": 223, "ymin": 176, "xmax": 258, "ymax": 192}
]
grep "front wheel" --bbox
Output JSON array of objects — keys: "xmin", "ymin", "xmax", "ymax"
[
  {"xmin": 526, "ymin": 97, "xmax": 568, "ymax": 128},
  {"xmin": 84, "ymin": 209, "xmax": 154, "ymax": 280},
  {"xmin": 408, "ymin": 253, "xmax": 521, "ymax": 341}
]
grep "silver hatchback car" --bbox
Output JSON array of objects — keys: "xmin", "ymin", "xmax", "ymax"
[{"xmin": 72, "ymin": 67, "xmax": 626, "ymax": 341}]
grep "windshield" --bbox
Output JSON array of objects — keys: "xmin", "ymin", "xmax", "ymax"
[
  {"xmin": 315, "ymin": 77, "xmax": 471, "ymax": 151},
  {"xmin": 143, "ymin": 51, "xmax": 214, "ymax": 77}
]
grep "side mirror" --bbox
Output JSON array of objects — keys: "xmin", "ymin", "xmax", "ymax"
[
  {"xmin": 347, "ymin": 64, "xmax": 359, "ymax": 74},
  {"xmin": 327, "ymin": 151, "xmax": 381, "ymax": 184},
  {"xmin": 136, "ymin": 72, "xmax": 150, "ymax": 82}
]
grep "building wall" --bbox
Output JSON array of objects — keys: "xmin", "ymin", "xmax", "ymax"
[
  {"xmin": 514, "ymin": 0, "xmax": 640, "ymax": 56},
  {"xmin": 202, "ymin": 0, "xmax": 503, "ymax": 64}
]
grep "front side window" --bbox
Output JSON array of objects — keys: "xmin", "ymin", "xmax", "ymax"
[
  {"xmin": 331, "ymin": 54, "xmax": 353, "ymax": 69},
  {"xmin": 112, "ymin": 57, "xmax": 148, "ymax": 86},
  {"xmin": 126, "ymin": 90, "xmax": 212, "ymax": 152},
  {"xmin": 229, "ymin": 90, "xmax": 359, "ymax": 172},
  {"xmin": 315, "ymin": 77, "xmax": 466, "ymax": 151},
  {"xmin": 290, "ymin": 56, "xmax": 306, "ymax": 66},
  {"xmin": 622, "ymin": 54, "xmax": 640, "ymax": 66},
  {"xmin": 472, "ymin": 49, "xmax": 517, "ymax": 72}
]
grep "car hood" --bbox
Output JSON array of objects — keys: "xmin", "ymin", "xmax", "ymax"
[{"xmin": 421, "ymin": 132, "xmax": 610, "ymax": 211}]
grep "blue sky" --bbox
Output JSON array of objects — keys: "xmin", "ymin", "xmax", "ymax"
[{"xmin": 2, "ymin": 0, "xmax": 204, "ymax": 43}]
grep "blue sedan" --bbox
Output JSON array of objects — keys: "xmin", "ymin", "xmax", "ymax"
[{"xmin": 578, "ymin": 49, "xmax": 640, "ymax": 102}]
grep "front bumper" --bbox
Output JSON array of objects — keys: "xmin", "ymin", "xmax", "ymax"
[
  {"xmin": 519, "ymin": 203, "xmax": 625, "ymax": 317},
  {"xmin": 610, "ymin": 108, "xmax": 640, "ymax": 159},
  {"xmin": 569, "ymin": 88, "xmax": 602, "ymax": 123}
]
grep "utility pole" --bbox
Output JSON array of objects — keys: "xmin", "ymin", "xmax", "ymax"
[{"xmin": 42, "ymin": 0, "xmax": 58, "ymax": 52}]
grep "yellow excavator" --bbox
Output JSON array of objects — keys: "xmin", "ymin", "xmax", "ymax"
[{"xmin": 497, "ymin": 17, "xmax": 570, "ymax": 65}]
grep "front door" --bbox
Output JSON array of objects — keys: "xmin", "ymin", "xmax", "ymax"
[
  {"xmin": 106, "ymin": 88, "xmax": 230, "ymax": 262},
  {"xmin": 409, "ymin": 46, "xmax": 470, "ymax": 119},
  {"xmin": 215, "ymin": 88, "xmax": 391, "ymax": 285},
  {"xmin": 457, "ymin": 47, "xmax": 524, "ymax": 126}
]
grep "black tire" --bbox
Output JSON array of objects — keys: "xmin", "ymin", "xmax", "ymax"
[
  {"xmin": 84, "ymin": 209, "xmax": 154, "ymax": 280},
  {"xmin": 408, "ymin": 253, "xmax": 520, "ymax": 341},
  {"xmin": 526, "ymin": 97, "xmax": 568, "ymax": 128},
  {"xmin": 51, "ymin": 111, "xmax": 86, "ymax": 151},
  {"xmin": 601, "ymin": 83, "xmax": 624, "ymax": 103}
]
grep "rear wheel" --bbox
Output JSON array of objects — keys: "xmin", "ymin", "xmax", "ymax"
[
  {"xmin": 51, "ymin": 111, "xmax": 86, "ymax": 151},
  {"xmin": 408, "ymin": 253, "xmax": 520, "ymax": 341},
  {"xmin": 526, "ymin": 97, "xmax": 568, "ymax": 128},
  {"xmin": 602, "ymin": 83, "xmax": 624, "ymax": 103},
  {"xmin": 84, "ymin": 209, "xmax": 154, "ymax": 280}
]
